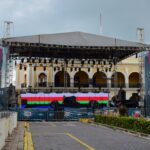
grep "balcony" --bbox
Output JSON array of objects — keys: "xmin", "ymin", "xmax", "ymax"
[
  {"xmin": 20, "ymin": 82, "xmax": 141, "ymax": 93},
  {"xmin": 129, "ymin": 83, "xmax": 141, "ymax": 88},
  {"xmin": 21, "ymin": 83, "xmax": 27, "ymax": 88}
]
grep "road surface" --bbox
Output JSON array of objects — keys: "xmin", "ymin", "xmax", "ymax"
[{"xmin": 30, "ymin": 122, "xmax": 150, "ymax": 150}]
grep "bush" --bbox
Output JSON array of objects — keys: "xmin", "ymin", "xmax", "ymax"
[{"xmin": 94, "ymin": 115, "xmax": 150, "ymax": 134}]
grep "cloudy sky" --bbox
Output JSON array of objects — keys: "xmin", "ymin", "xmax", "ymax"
[{"xmin": 0, "ymin": 0, "xmax": 150, "ymax": 43}]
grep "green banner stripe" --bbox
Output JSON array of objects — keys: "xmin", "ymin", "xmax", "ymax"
[
  {"xmin": 27, "ymin": 101, "xmax": 50, "ymax": 105},
  {"xmin": 98, "ymin": 101, "xmax": 108, "ymax": 104},
  {"xmin": 58, "ymin": 101, "xmax": 63, "ymax": 104},
  {"xmin": 78, "ymin": 101, "xmax": 89, "ymax": 104},
  {"xmin": 78, "ymin": 101, "xmax": 108, "ymax": 104}
]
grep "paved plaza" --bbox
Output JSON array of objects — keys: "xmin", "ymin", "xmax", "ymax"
[{"xmin": 30, "ymin": 122, "xmax": 150, "ymax": 150}]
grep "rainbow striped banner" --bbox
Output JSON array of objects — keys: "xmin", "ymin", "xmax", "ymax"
[{"xmin": 21, "ymin": 92, "xmax": 109, "ymax": 105}]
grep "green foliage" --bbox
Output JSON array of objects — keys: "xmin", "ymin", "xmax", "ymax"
[{"xmin": 94, "ymin": 115, "xmax": 150, "ymax": 134}]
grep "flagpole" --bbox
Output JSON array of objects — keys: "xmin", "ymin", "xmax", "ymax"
[{"xmin": 100, "ymin": 13, "xmax": 102, "ymax": 35}]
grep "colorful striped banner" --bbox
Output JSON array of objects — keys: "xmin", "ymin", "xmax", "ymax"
[{"xmin": 21, "ymin": 92, "xmax": 109, "ymax": 105}]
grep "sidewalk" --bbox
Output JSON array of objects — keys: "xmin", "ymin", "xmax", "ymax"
[{"xmin": 2, "ymin": 122, "xmax": 24, "ymax": 150}]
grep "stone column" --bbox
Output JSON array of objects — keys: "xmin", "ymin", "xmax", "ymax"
[
  {"xmin": 70, "ymin": 77, "xmax": 74, "ymax": 87},
  {"xmin": 15, "ymin": 65, "xmax": 20, "ymax": 89},
  {"xmin": 125, "ymin": 74, "xmax": 129, "ymax": 88},
  {"xmin": 125, "ymin": 67, "xmax": 129, "ymax": 88},
  {"xmin": 107, "ymin": 78, "xmax": 111, "ymax": 89},
  {"xmin": 88, "ymin": 69, "xmax": 93, "ymax": 88},
  {"xmin": 27, "ymin": 64, "xmax": 32, "ymax": 87}
]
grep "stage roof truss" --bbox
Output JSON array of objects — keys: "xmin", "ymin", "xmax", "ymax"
[
  {"xmin": 6, "ymin": 43, "xmax": 146, "ymax": 62},
  {"xmin": 1, "ymin": 31, "xmax": 149, "ymax": 63}
]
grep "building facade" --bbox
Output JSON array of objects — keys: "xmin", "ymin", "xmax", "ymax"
[{"xmin": 15, "ymin": 55, "xmax": 141, "ymax": 100}]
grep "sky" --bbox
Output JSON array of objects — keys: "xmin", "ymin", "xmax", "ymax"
[{"xmin": 0, "ymin": 0, "xmax": 150, "ymax": 43}]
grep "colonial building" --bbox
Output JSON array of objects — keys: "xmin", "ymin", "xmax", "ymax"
[
  {"xmin": 0, "ymin": 32, "xmax": 147, "ymax": 100},
  {"xmin": 15, "ymin": 55, "xmax": 141, "ymax": 99}
]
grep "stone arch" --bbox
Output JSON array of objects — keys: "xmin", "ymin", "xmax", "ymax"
[
  {"xmin": 129, "ymin": 72, "xmax": 140, "ymax": 88},
  {"xmin": 54, "ymin": 71, "xmax": 70, "ymax": 87},
  {"xmin": 74, "ymin": 71, "xmax": 89, "ymax": 87},
  {"xmin": 111, "ymin": 72, "xmax": 125, "ymax": 88},
  {"xmin": 93, "ymin": 71, "xmax": 107, "ymax": 87}
]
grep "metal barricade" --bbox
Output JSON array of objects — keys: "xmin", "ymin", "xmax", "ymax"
[
  {"xmin": 16, "ymin": 108, "xmax": 94, "ymax": 121},
  {"xmin": 0, "ymin": 111, "xmax": 11, "ymax": 118}
]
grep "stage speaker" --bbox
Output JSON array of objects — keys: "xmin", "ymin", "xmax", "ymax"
[{"xmin": 19, "ymin": 64, "xmax": 22, "ymax": 70}]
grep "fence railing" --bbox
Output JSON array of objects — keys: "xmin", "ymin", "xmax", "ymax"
[
  {"xmin": 22, "ymin": 82, "xmax": 142, "ymax": 88},
  {"xmin": 17, "ymin": 108, "xmax": 93, "ymax": 121},
  {"xmin": 0, "ymin": 111, "xmax": 12, "ymax": 119},
  {"xmin": 20, "ymin": 82, "xmax": 141, "ymax": 93}
]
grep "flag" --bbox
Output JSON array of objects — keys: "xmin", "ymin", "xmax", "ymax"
[{"xmin": 148, "ymin": 51, "xmax": 150, "ymax": 64}]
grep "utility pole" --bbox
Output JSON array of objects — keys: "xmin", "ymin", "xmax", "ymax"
[
  {"xmin": 137, "ymin": 28, "xmax": 144, "ymax": 43},
  {"xmin": 136, "ymin": 27, "xmax": 144, "ymax": 107},
  {"xmin": 3, "ymin": 21, "xmax": 13, "ymax": 38},
  {"xmin": 3, "ymin": 21, "xmax": 14, "ymax": 86},
  {"xmin": 100, "ymin": 12, "xmax": 102, "ymax": 35}
]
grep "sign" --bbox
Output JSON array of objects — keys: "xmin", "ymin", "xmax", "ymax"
[
  {"xmin": 144, "ymin": 54, "xmax": 150, "ymax": 116},
  {"xmin": 24, "ymin": 111, "xmax": 32, "ymax": 117}
]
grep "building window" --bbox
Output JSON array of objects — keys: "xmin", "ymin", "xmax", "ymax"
[{"xmin": 38, "ymin": 73, "xmax": 47, "ymax": 87}]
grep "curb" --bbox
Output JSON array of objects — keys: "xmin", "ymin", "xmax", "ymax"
[
  {"xmin": 24, "ymin": 122, "xmax": 34, "ymax": 150},
  {"xmin": 79, "ymin": 118, "xmax": 94, "ymax": 123}
]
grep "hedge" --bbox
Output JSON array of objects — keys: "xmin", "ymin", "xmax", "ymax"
[{"xmin": 94, "ymin": 115, "xmax": 150, "ymax": 134}]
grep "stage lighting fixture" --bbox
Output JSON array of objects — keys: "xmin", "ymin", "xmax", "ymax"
[
  {"xmin": 43, "ymin": 66, "xmax": 46, "ymax": 71},
  {"xmin": 98, "ymin": 60, "xmax": 101, "ymax": 64},
  {"xmin": 71, "ymin": 60, "xmax": 74, "ymax": 65},
  {"xmin": 27, "ymin": 58, "xmax": 30, "ymax": 63},
  {"xmin": 103, "ymin": 60, "xmax": 106, "ymax": 65},
  {"xmin": 109, "ymin": 68, "xmax": 111, "ymax": 72},
  {"xmin": 135, "ymin": 53, "xmax": 138, "ymax": 58},
  {"xmin": 93, "ymin": 60, "xmax": 95, "ymax": 65},
  {"xmin": 21, "ymin": 58, "xmax": 24, "ymax": 63},
  {"xmin": 19, "ymin": 64, "xmax": 22, "ymax": 70},
  {"xmin": 44, "ymin": 59, "xmax": 46, "ymax": 63},
  {"xmin": 55, "ymin": 59, "xmax": 58, "ymax": 64},
  {"xmin": 65, "ymin": 59, "xmax": 68, "ymax": 65},
  {"xmin": 24, "ymin": 66, "xmax": 26, "ymax": 71},
  {"xmin": 113, "ymin": 60, "xmax": 116, "ymax": 65},
  {"xmin": 49, "ymin": 59, "xmax": 52, "ymax": 63},
  {"xmin": 32, "ymin": 58, "xmax": 35, "ymax": 63},
  {"xmin": 34, "ymin": 66, "xmax": 36, "ymax": 71},
  {"xmin": 81, "ymin": 60, "xmax": 84, "ymax": 66}
]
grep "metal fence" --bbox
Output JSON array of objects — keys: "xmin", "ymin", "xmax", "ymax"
[
  {"xmin": 21, "ymin": 82, "xmax": 141, "ymax": 89},
  {"xmin": 16, "ymin": 108, "xmax": 93, "ymax": 121},
  {"xmin": 11, "ymin": 107, "xmax": 148, "ymax": 121},
  {"xmin": 0, "ymin": 88, "xmax": 8, "ymax": 110},
  {"xmin": 0, "ymin": 111, "xmax": 12, "ymax": 118}
]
